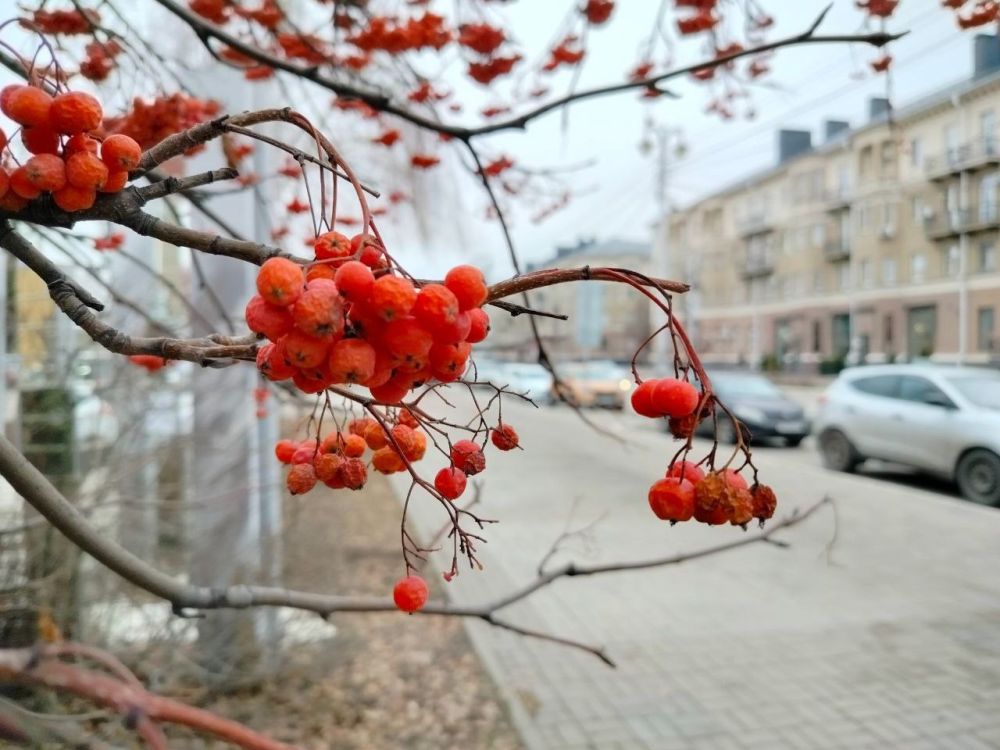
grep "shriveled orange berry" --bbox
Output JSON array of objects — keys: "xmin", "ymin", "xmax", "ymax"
[
  {"xmin": 256, "ymin": 341, "xmax": 296, "ymax": 381},
  {"xmin": 372, "ymin": 447, "xmax": 406, "ymax": 474},
  {"xmin": 52, "ymin": 184, "xmax": 96, "ymax": 212},
  {"xmin": 256, "ymin": 257, "xmax": 305, "ymax": 307},
  {"xmin": 65, "ymin": 151, "xmax": 108, "ymax": 190},
  {"xmin": 342, "ymin": 433, "xmax": 367, "ymax": 458},
  {"xmin": 750, "ymin": 484, "xmax": 777, "ymax": 521},
  {"xmin": 21, "ymin": 126, "xmax": 60, "ymax": 155},
  {"xmin": 0, "ymin": 190, "xmax": 28, "ymax": 212},
  {"xmin": 348, "ymin": 418, "xmax": 378, "ymax": 437},
  {"xmin": 693, "ymin": 473, "xmax": 729, "ymax": 525},
  {"xmin": 2, "ymin": 86, "xmax": 53, "ymax": 127},
  {"xmin": 725, "ymin": 487, "xmax": 754, "ymax": 526},
  {"xmin": 406, "ymin": 429, "xmax": 427, "ymax": 461},
  {"xmin": 100, "ymin": 134, "xmax": 142, "ymax": 171},
  {"xmin": 306, "ymin": 263, "xmax": 337, "ymax": 283},
  {"xmin": 340, "ymin": 457, "xmax": 367, "ymax": 489},
  {"xmin": 49, "ymin": 91, "xmax": 103, "ymax": 134},
  {"xmin": 99, "ymin": 170, "xmax": 128, "ymax": 193},
  {"xmin": 24, "ymin": 154, "xmax": 66, "ymax": 192},
  {"xmin": 444, "ymin": 264, "xmax": 488, "ymax": 311},
  {"xmin": 292, "ymin": 367, "xmax": 331, "ymax": 394},
  {"xmin": 328, "ymin": 338, "xmax": 376, "ymax": 383},
  {"xmin": 370, "ymin": 275, "xmax": 417, "ymax": 321},
  {"xmin": 286, "ymin": 463, "xmax": 317, "ymax": 495},
  {"xmin": 314, "ymin": 452, "xmax": 343, "ymax": 483},
  {"xmin": 369, "ymin": 373, "xmax": 413, "ymax": 404}
]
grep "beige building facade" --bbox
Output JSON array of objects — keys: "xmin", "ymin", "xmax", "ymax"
[{"xmin": 668, "ymin": 36, "xmax": 1000, "ymax": 372}]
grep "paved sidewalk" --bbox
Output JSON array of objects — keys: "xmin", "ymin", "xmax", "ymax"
[{"xmin": 392, "ymin": 399, "xmax": 1000, "ymax": 750}]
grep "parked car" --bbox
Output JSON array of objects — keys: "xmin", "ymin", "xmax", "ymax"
[
  {"xmin": 553, "ymin": 360, "xmax": 632, "ymax": 409},
  {"xmin": 699, "ymin": 371, "xmax": 810, "ymax": 446},
  {"xmin": 815, "ymin": 364, "xmax": 1000, "ymax": 506},
  {"xmin": 498, "ymin": 362, "xmax": 555, "ymax": 404}
]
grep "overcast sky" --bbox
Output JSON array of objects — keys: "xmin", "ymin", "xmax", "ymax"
[{"xmin": 401, "ymin": 0, "xmax": 975, "ymax": 280}]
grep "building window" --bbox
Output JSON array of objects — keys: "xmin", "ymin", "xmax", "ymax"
[
  {"xmin": 910, "ymin": 138, "xmax": 922, "ymax": 168},
  {"xmin": 982, "ymin": 110, "xmax": 996, "ymax": 152},
  {"xmin": 912, "ymin": 196, "xmax": 923, "ymax": 222},
  {"xmin": 860, "ymin": 259, "xmax": 874, "ymax": 288},
  {"xmin": 945, "ymin": 123, "xmax": 960, "ymax": 163},
  {"xmin": 883, "ymin": 258, "xmax": 898, "ymax": 285},
  {"xmin": 884, "ymin": 314, "xmax": 894, "ymax": 350},
  {"xmin": 911, "ymin": 253, "xmax": 927, "ymax": 282},
  {"xmin": 880, "ymin": 140, "xmax": 896, "ymax": 170},
  {"xmin": 812, "ymin": 320, "xmax": 822, "ymax": 352},
  {"xmin": 838, "ymin": 262, "xmax": 851, "ymax": 290},
  {"xmin": 859, "ymin": 145, "xmax": 873, "ymax": 180},
  {"xmin": 883, "ymin": 203, "xmax": 897, "ymax": 228},
  {"xmin": 812, "ymin": 223, "xmax": 825, "ymax": 247},
  {"xmin": 980, "ymin": 241, "xmax": 997, "ymax": 273},
  {"xmin": 978, "ymin": 308, "xmax": 996, "ymax": 351},
  {"xmin": 946, "ymin": 245, "xmax": 961, "ymax": 277}
]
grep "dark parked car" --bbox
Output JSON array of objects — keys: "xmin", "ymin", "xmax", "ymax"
[{"xmin": 697, "ymin": 372, "xmax": 811, "ymax": 446}]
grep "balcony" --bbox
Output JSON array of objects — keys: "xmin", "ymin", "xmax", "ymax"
[
  {"xmin": 736, "ymin": 212, "xmax": 773, "ymax": 238},
  {"xmin": 824, "ymin": 238, "xmax": 851, "ymax": 261},
  {"xmin": 924, "ymin": 203, "xmax": 1000, "ymax": 240},
  {"xmin": 823, "ymin": 186, "xmax": 852, "ymax": 211},
  {"xmin": 925, "ymin": 139, "xmax": 1000, "ymax": 181},
  {"xmin": 741, "ymin": 254, "xmax": 775, "ymax": 278}
]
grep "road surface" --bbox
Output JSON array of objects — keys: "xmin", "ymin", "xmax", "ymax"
[{"xmin": 391, "ymin": 394, "xmax": 1000, "ymax": 750}]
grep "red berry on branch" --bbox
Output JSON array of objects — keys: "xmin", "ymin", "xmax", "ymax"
[
  {"xmin": 333, "ymin": 260, "xmax": 375, "ymax": 301},
  {"xmin": 649, "ymin": 378, "xmax": 699, "ymax": 418},
  {"xmin": 274, "ymin": 439, "xmax": 297, "ymax": 464},
  {"xmin": 750, "ymin": 484, "xmax": 778, "ymax": 521},
  {"xmin": 292, "ymin": 280, "xmax": 345, "ymax": 339},
  {"xmin": 465, "ymin": 308, "xmax": 490, "ymax": 343},
  {"xmin": 444, "ymin": 265, "xmax": 488, "ymax": 311},
  {"xmin": 245, "ymin": 295, "xmax": 294, "ymax": 341},
  {"xmin": 340, "ymin": 457, "xmax": 368, "ymax": 490},
  {"xmin": 491, "ymin": 423, "xmax": 519, "ymax": 451},
  {"xmin": 648, "ymin": 477, "xmax": 695, "ymax": 521},
  {"xmin": 450, "ymin": 439, "xmax": 486, "ymax": 475},
  {"xmin": 666, "ymin": 460, "xmax": 705, "ymax": 484},
  {"xmin": 393, "ymin": 575, "xmax": 429, "ymax": 612},
  {"xmin": 630, "ymin": 380, "xmax": 659, "ymax": 418},
  {"xmin": 2, "ymin": 86, "xmax": 53, "ymax": 127},
  {"xmin": 53, "ymin": 184, "xmax": 96, "ymax": 212},
  {"xmin": 101, "ymin": 134, "xmax": 143, "ymax": 171},
  {"xmin": 413, "ymin": 283, "xmax": 459, "ymax": 334},
  {"xmin": 286, "ymin": 463, "xmax": 317, "ymax": 495},
  {"xmin": 435, "ymin": 467, "xmax": 468, "ymax": 500},
  {"xmin": 328, "ymin": 338, "xmax": 376, "ymax": 383},
  {"xmin": 256, "ymin": 257, "xmax": 305, "ymax": 307},
  {"xmin": 49, "ymin": 91, "xmax": 103, "ymax": 134},
  {"xmin": 370, "ymin": 275, "xmax": 417, "ymax": 321}
]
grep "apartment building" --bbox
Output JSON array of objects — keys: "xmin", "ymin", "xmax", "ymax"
[
  {"xmin": 667, "ymin": 34, "xmax": 1000, "ymax": 371},
  {"xmin": 487, "ymin": 237, "xmax": 654, "ymax": 361}
]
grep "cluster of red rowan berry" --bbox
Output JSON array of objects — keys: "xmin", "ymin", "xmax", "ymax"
[
  {"xmin": 628, "ymin": 375, "xmax": 778, "ymax": 526},
  {"xmin": 0, "ymin": 84, "xmax": 141, "ymax": 213},
  {"xmin": 650, "ymin": 460, "xmax": 776, "ymax": 527}
]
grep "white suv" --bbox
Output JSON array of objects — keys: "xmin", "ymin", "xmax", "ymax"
[{"xmin": 815, "ymin": 364, "xmax": 1000, "ymax": 506}]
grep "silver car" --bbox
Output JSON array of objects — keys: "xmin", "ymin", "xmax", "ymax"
[{"xmin": 815, "ymin": 365, "xmax": 1000, "ymax": 506}]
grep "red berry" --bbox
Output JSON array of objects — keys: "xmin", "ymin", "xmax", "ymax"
[
  {"xmin": 313, "ymin": 230, "xmax": 351, "ymax": 262},
  {"xmin": 328, "ymin": 338, "xmax": 376, "ymax": 383},
  {"xmin": 466, "ymin": 308, "xmax": 490, "ymax": 343},
  {"xmin": 333, "ymin": 260, "xmax": 374, "ymax": 301},
  {"xmin": 282, "ymin": 331, "xmax": 329, "ymax": 369},
  {"xmin": 290, "ymin": 440, "xmax": 319, "ymax": 464},
  {"xmin": 257, "ymin": 257, "xmax": 305, "ymax": 307},
  {"xmin": 256, "ymin": 342, "xmax": 293, "ymax": 381},
  {"xmin": 23, "ymin": 154, "xmax": 66, "ymax": 192},
  {"xmin": 99, "ymin": 170, "xmax": 128, "ymax": 193},
  {"xmin": 649, "ymin": 378, "xmax": 700, "ymax": 418},
  {"xmin": 286, "ymin": 463, "xmax": 317, "ymax": 494},
  {"xmin": 65, "ymin": 151, "xmax": 108, "ymax": 190},
  {"xmin": 372, "ymin": 447, "xmax": 405, "ymax": 473},
  {"xmin": 2, "ymin": 86, "xmax": 52, "ymax": 127},
  {"xmin": 314, "ymin": 453, "xmax": 343, "ymax": 483},
  {"xmin": 382, "ymin": 318, "xmax": 433, "ymax": 371},
  {"xmin": 648, "ymin": 478, "xmax": 695, "ymax": 521},
  {"xmin": 342, "ymin": 433, "xmax": 367, "ymax": 458},
  {"xmin": 412, "ymin": 283, "xmax": 459, "ymax": 334},
  {"xmin": 750, "ymin": 484, "xmax": 777, "ymax": 521},
  {"xmin": 369, "ymin": 374, "xmax": 413, "ymax": 404},
  {"xmin": 630, "ymin": 380, "xmax": 659, "ymax": 418},
  {"xmin": 393, "ymin": 575, "xmax": 428, "ymax": 612},
  {"xmin": 693, "ymin": 473, "xmax": 729, "ymax": 525},
  {"xmin": 450, "ymin": 440, "xmax": 486, "ymax": 475},
  {"xmin": 100, "ymin": 134, "xmax": 142, "ymax": 171},
  {"xmin": 340, "ymin": 457, "xmax": 368, "ymax": 489},
  {"xmin": 444, "ymin": 265, "xmax": 488, "ymax": 311},
  {"xmin": 245, "ymin": 295, "xmax": 294, "ymax": 340},
  {"xmin": 434, "ymin": 467, "xmax": 468, "ymax": 500},
  {"xmin": 434, "ymin": 310, "xmax": 473, "ymax": 344},
  {"xmin": 370, "ymin": 275, "xmax": 417, "ymax": 321},
  {"xmin": 292, "ymin": 280, "xmax": 345, "ymax": 339},
  {"xmin": 21, "ymin": 126, "xmax": 60, "ymax": 155},
  {"xmin": 49, "ymin": 91, "xmax": 103, "ymax": 134},
  {"xmin": 274, "ymin": 439, "xmax": 297, "ymax": 463},
  {"xmin": 52, "ymin": 184, "xmax": 96, "ymax": 212},
  {"xmin": 665, "ymin": 460, "xmax": 705, "ymax": 484},
  {"xmin": 490, "ymin": 423, "xmax": 518, "ymax": 451}
]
